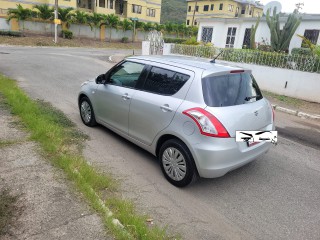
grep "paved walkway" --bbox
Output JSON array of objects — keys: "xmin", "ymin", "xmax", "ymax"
[{"xmin": 0, "ymin": 106, "xmax": 109, "ymax": 240}]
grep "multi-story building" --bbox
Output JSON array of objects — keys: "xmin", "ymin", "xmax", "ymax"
[
  {"xmin": 186, "ymin": 0, "xmax": 263, "ymax": 26},
  {"xmin": 0, "ymin": 0, "xmax": 161, "ymax": 23}
]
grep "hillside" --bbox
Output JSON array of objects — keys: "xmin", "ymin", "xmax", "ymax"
[{"xmin": 161, "ymin": 0, "xmax": 187, "ymax": 24}]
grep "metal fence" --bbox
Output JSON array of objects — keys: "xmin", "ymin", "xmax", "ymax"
[{"xmin": 170, "ymin": 44, "xmax": 320, "ymax": 73}]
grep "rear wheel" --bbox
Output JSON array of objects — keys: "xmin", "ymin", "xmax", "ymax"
[
  {"xmin": 79, "ymin": 96, "xmax": 97, "ymax": 127},
  {"xmin": 159, "ymin": 139, "xmax": 197, "ymax": 187}
]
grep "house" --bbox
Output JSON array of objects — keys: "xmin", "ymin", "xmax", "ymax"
[
  {"xmin": 197, "ymin": 14, "xmax": 320, "ymax": 51},
  {"xmin": 0, "ymin": 0, "xmax": 161, "ymax": 23},
  {"xmin": 186, "ymin": 0, "xmax": 263, "ymax": 26}
]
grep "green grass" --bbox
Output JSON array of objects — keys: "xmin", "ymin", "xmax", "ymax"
[
  {"xmin": 0, "ymin": 188, "xmax": 19, "ymax": 236},
  {"xmin": 262, "ymin": 90, "xmax": 303, "ymax": 107},
  {"xmin": 0, "ymin": 75, "xmax": 176, "ymax": 240}
]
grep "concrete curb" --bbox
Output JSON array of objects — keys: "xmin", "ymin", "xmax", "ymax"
[{"xmin": 271, "ymin": 104, "xmax": 320, "ymax": 120}]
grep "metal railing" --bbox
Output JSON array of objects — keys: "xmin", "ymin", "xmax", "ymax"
[{"xmin": 170, "ymin": 44, "xmax": 320, "ymax": 73}]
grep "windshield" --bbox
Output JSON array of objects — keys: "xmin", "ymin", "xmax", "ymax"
[{"xmin": 202, "ymin": 73, "xmax": 263, "ymax": 107}]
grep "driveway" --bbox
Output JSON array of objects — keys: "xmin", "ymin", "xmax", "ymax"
[{"xmin": 1, "ymin": 46, "xmax": 320, "ymax": 240}]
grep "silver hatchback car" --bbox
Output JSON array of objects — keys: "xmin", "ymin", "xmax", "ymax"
[{"xmin": 78, "ymin": 55, "xmax": 274, "ymax": 187}]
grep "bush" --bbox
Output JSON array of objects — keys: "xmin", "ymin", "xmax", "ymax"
[
  {"xmin": 0, "ymin": 31, "xmax": 22, "ymax": 37},
  {"xmin": 291, "ymin": 48, "xmax": 312, "ymax": 56},
  {"xmin": 61, "ymin": 30, "xmax": 73, "ymax": 39},
  {"xmin": 258, "ymin": 44, "xmax": 273, "ymax": 52},
  {"xmin": 121, "ymin": 37, "xmax": 129, "ymax": 43},
  {"xmin": 183, "ymin": 37, "xmax": 199, "ymax": 45},
  {"xmin": 163, "ymin": 37, "xmax": 185, "ymax": 44}
]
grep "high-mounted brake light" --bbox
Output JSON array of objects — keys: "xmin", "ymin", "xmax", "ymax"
[
  {"xmin": 230, "ymin": 70, "xmax": 244, "ymax": 73},
  {"xmin": 183, "ymin": 108, "xmax": 230, "ymax": 138}
]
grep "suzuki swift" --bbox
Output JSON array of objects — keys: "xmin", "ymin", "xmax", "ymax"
[{"xmin": 78, "ymin": 55, "xmax": 275, "ymax": 187}]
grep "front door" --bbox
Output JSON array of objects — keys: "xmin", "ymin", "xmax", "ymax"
[{"xmin": 95, "ymin": 61, "xmax": 145, "ymax": 134}]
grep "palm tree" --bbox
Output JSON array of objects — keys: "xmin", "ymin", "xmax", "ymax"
[
  {"xmin": 7, "ymin": 4, "xmax": 32, "ymax": 34},
  {"xmin": 88, "ymin": 12, "xmax": 103, "ymax": 40},
  {"xmin": 33, "ymin": 4, "xmax": 54, "ymax": 21},
  {"xmin": 58, "ymin": 7, "xmax": 74, "ymax": 30},
  {"xmin": 101, "ymin": 14, "xmax": 119, "ymax": 42},
  {"xmin": 73, "ymin": 10, "xmax": 88, "ymax": 39},
  {"xmin": 119, "ymin": 18, "xmax": 132, "ymax": 32}
]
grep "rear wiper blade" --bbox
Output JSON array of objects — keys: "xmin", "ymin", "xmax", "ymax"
[{"xmin": 244, "ymin": 95, "xmax": 260, "ymax": 101}]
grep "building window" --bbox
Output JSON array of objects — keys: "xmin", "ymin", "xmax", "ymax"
[
  {"xmin": 194, "ymin": 20, "xmax": 197, "ymax": 26},
  {"xmin": 219, "ymin": 4, "xmax": 223, "ymax": 10},
  {"xmin": 188, "ymin": 6, "xmax": 191, "ymax": 12},
  {"xmin": 228, "ymin": 5, "xmax": 234, "ymax": 12},
  {"xmin": 110, "ymin": 0, "xmax": 113, "ymax": 9},
  {"xmin": 303, "ymin": 29, "xmax": 320, "ymax": 45},
  {"xmin": 204, "ymin": 5, "xmax": 209, "ymax": 11},
  {"xmin": 195, "ymin": 6, "xmax": 199, "ymax": 12},
  {"xmin": 201, "ymin": 27, "xmax": 213, "ymax": 43},
  {"xmin": 235, "ymin": 7, "xmax": 239, "ymax": 17},
  {"xmin": 241, "ymin": 8, "xmax": 246, "ymax": 14},
  {"xmin": 132, "ymin": 4, "xmax": 142, "ymax": 14},
  {"xmin": 147, "ymin": 8, "xmax": 156, "ymax": 17},
  {"xmin": 226, "ymin": 27, "xmax": 237, "ymax": 48},
  {"xmin": 99, "ymin": 0, "xmax": 105, "ymax": 8},
  {"xmin": 211, "ymin": 4, "xmax": 214, "ymax": 11},
  {"xmin": 187, "ymin": 20, "xmax": 190, "ymax": 25},
  {"xmin": 243, "ymin": 28, "xmax": 251, "ymax": 48}
]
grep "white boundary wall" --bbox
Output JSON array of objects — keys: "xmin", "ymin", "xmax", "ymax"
[
  {"xmin": 218, "ymin": 61, "xmax": 320, "ymax": 103},
  {"xmin": 0, "ymin": 18, "xmax": 11, "ymax": 31}
]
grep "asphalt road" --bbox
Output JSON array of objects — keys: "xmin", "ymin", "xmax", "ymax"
[{"xmin": 1, "ymin": 46, "xmax": 320, "ymax": 240}]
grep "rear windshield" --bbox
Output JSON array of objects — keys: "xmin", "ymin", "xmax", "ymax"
[{"xmin": 202, "ymin": 73, "xmax": 263, "ymax": 107}]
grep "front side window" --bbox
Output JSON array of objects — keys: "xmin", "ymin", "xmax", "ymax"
[
  {"xmin": 109, "ymin": 61, "xmax": 145, "ymax": 88},
  {"xmin": 202, "ymin": 73, "xmax": 263, "ymax": 107},
  {"xmin": 132, "ymin": 4, "xmax": 142, "ymax": 14},
  {"xmin": 143, "ymin": 67, "xmax": 190, "ymax": 95}
]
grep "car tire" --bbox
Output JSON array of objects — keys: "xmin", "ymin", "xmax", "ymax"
[
  {"xmin": 79, "ymin": 96, "xmax": 97, "ymax": 127},
  {"xmin": 159, "ymin": 139, "xmax": 197, "ymax": 187}
]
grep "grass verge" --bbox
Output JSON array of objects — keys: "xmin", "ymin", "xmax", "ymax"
[
  {"xmin": 0, "ymin": 75, "xmax": 176, "ymax": 240},
  {"xmin": 0, "ymin": 188, "xmax": 19, "ymax": 236},
  {"xmin": 262, "ymin": 91, "xmax": 303, "ymax": 107}
]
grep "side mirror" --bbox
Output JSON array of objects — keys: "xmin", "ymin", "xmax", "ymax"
[{"xmin": 95, "ymin": 74, "xmax": 105, "ymax": 84}]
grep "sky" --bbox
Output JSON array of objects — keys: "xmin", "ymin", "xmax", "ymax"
[{"xmin": 259, "ymin": 0, "xmax": 320, "ymax": 14}]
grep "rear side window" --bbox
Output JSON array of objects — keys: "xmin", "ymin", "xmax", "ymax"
[
  {"xmin": 143, "ymin": 67, "xmax": 190, "ymax": 95},
  {"xmin": 202, "ymin": 73, "xmax": 263, "ymax": 107}
]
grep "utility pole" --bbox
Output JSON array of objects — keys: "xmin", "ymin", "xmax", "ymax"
[
  {"xmin": 191, "ymin": 0, "xmax": 198, "ymax": 27},
  {"xmin": 54, "ymin": 0, "xmax": 58, "ymax": 44}
]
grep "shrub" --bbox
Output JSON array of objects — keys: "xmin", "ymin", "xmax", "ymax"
[
  {"xmin": 291, "ymin": 48, "xmax": 312, "ymax": 56},
  {"xmin": 163, "ymin": 37, "xmax": 185, "ymax": 44},
  {"xmin": 61, "ymin": 30, "xmax": 73, "ymax": 39},
  {"xmin": 258, "ymin": 44, "xmax": 272, "ymax": 52},
  {"xmin": 183, "ymin": 37, "xmax": 199, "ymax": 45},
  {"xmin": 0, "ymin": 31, "xmax": 23, "ymax": 37},
  {"xmin": 121, "ymin": 37, "xmax": 129, "ymax": 43}
]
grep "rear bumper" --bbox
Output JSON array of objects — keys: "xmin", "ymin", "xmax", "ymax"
[{"xmin": 191, "ymin": 138, "xmax": 272, "ymax": 178}]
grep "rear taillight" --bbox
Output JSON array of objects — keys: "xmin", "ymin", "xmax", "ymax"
[{"xmin": 182, "ymin": 108, "xmax": 230, "ymax": 138}]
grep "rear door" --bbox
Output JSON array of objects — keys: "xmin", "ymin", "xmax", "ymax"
[
  {"xmin": 202, "ymin": 72, "xmax": 273, "ymax": 137},
  {"xmin": 129, "ymin": 65, "xmax": 194, "ymax": 145}
]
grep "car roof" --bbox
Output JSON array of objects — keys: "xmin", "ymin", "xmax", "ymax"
[{"xmin": 127, "ymin": 55, "xmax": 247, "ymax": 73}]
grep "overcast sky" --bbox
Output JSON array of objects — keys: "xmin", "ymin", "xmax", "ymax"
[{"xmin": 260, "ymin": 0, "xmax": 320, "ymax": 14}]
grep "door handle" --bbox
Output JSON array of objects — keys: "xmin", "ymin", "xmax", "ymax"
[
  {"xmin": 122, "ymin": 93, "xmax": 131, "ymax": 100},
  {"xmin": 160, "ymin": 105, "xmax": 173, "ymax": 112}
]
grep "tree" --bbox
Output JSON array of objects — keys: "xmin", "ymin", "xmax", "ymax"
[
  {"xmin": 154, "ymin": 23, "xmax": 164, "ymax": 32},
  {"xmin": 266, "ymin": 8, "xmax": 301, "ymax": 52},
  {"xmin": 88, "ymin": 12, "xmax": 103, "ymax": 40},
  {"xmin": 7, "ymin": 4, "xmax": 32, "ymax": 33},
  {"xmin": 119, "ymin": 18, "xmax": 132, "ymax": 32},
  {"xmin": 143, "ymin": 22, "xmax": 154, "ymax": 32},
  {"xmin": 33, "ymin": 4, "xmax": 54, "ymax": 21},
  {"xmin": 58, "ymin": 7, "xmax": 74, "ymax": 30},
  {"xmin": 73, "ymin": 10, "xmax": 88, "ymax": 39},
  {"xmin": 101, "ymin": 14, "xmax": 119, "ymax": 42},
  {"xmin": 250, "ymin": 17, "xmax": 260, "ymax": 49}
]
